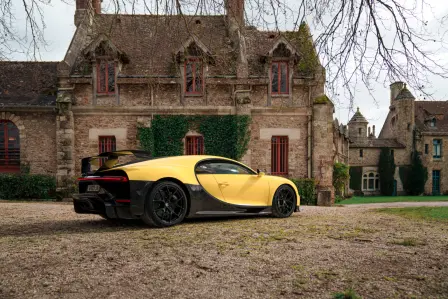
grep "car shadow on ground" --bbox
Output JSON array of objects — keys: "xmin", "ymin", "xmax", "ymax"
[{"xmin": 0, "ymin": 215, "xmax": 270, "ymax": 238}]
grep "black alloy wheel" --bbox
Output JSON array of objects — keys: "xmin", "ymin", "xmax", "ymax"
[
  {"xmin": 272, "ymin": 185, "xmax": 296, "ymax": 218},
  {"xmin": 142, "ymin": 181, "xmax": 188, "ymax": 227}
]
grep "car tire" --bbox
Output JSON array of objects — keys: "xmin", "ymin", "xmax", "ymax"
[
  {"xmin": 271, "ymin": 185, "xmax": 297, "ymax": 218},
  {"xmin": 141, "ymin": 181, "xmax": 188, "ymax": 228}
]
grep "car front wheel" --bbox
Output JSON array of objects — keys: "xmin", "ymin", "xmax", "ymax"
[
  {"xmin": 142, "ymin": 181, "xmax": 188, "ymax": 227},
  {"xmin": 271, "ymin": 185, "xmax": 296, "ymax": 218}
]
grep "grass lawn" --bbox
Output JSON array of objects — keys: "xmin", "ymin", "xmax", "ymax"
[
  {"xmin": 376, "ymin": 206, "xmax": 448, "ymax": 222},
  {"xmin": 337, "ymin": 195, "xmax": 448, "ymax": 205}
]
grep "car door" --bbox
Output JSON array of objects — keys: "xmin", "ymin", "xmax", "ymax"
[{"xmin": 210, "ymin": 161, "xmax": 270, "ymax": 206}]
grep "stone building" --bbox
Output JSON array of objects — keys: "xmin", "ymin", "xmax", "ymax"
[
  {"xmin": 349, "ymin": 82, "xmax": 448, "ymax": 195},
  {"xmin": 0, "ymin": 0, "xmax": 349, "ymax": 200}
]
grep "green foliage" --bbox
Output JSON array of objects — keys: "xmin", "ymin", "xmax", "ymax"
[
  {"xmin": 296, "ymin": 22, "xmax": 320, "ymax": 76},
  {"xmin": 378, "ymin": 148, "xmax": 396, "ymax": 196},
  {"xmin": 290, "ymin": 178, "xmax": 317, "ymax": 205},
  {"xmin": 333, "ymin": 162, "xmax": 350, "ymax": 195},
  {"xmin": 137, "ymin": 115, "xmax": 251, "ymax": 160},
  {"xmin": 333, "ymin": 288, "xmax": 361, "ymax": 299},
  {"xmin": 349, "ymin": 166, "xmax": 362, "ymax": 191},
  {"xmin": 334, "ymin": 195, "xmax": 345, "ymax": 204},
  {"xmin": 0, "ymin": 174, "xmax": 56, "ymax": 200},
  {"xmin": 151, "ymin": 115, "xmax": 190, "ymax": 157},
  {"xmin": 402, "ymin": 152, "xmax": 428, "ymax": 195},
  {"xmin": 314, "ymin": 95, "xmax": 330, "ymax": 104},
  {"xmin": 137, "ymin": 127, "xmax": 154, "ymax": 155}
]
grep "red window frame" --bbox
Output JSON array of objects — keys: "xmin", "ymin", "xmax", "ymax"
[
  {"xmin": 184, "ymin": 58, "xmax": 203, "ymax": 95},
  {"xmin": 271, "ymin": 136, "xmax": 288, "ymax": 175},
  {"xmin": 185, "ymin": 136, "xmax": 204, "ymax": 155},
  {"xmin": 96, "ymin": 60, "xmax": 116, "ymax": 95},
  {"xmin": 98, "ymin": 136, "xmax": 117, "ymax": 166},
  {"xmin": 271, "ymin": 61, "xmax": 289, "ymax": 95},
  {"xmin": 0, "ymin": 120, "xmax": 20, "ymax": 173}
]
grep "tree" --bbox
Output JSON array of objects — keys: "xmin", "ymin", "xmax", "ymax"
[
  {"xmin": 378, "ymin": 147, "xmax": 395, "ymax": 196},
  {"xmin": 403, "ymin": 152, "xmax": 428, "ymax": 195},
  {"xmin": 333, "ymin": 162, "xmax": 349, "ymax": 196},
  {"xmin": 1, "ymin": 0, "xmax": 447, "ymax": 104}
]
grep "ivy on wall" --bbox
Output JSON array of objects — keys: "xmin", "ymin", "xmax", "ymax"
[
  {"xmin": 349, "ymin": 166, "xmax": 362, "ymax": 191},
  {"xmin": 137, "ymin": 115, "xmax": 251, "ymax": 160}
]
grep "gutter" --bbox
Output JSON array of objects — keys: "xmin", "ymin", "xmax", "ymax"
[{"xmin": 233, "ymin": 85, "xmax": 253, "ymax": 107}]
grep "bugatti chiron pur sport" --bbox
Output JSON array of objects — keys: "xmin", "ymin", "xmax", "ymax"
[{"xmin": 73, "ymin": 150, "xmax": 300, "ymax": 227}]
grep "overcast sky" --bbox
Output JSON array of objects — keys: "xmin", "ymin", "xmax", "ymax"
[{"xmin": 7, "ymin": 0, "xmax": 448, "ymax": 134}]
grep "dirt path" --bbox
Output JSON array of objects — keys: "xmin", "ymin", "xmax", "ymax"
[
  {"xmin": 0, "ymin": 202, "xmax": 447, "ymax": 299},
  {"xmin": 341, "ymin": 201, "xmax": 448, "ymax": 209}
]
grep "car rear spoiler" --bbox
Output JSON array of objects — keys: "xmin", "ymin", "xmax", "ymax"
[{"xmin": 81, "ymin": 150, "xmax": 152, "ymax": 176}]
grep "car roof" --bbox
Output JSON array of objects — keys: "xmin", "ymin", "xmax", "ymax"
[{"xmin": 128, "ymin": 155, "xmax": 235, "ymax": 168}]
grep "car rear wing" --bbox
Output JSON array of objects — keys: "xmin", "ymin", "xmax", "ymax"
[{"xmin": 81, "ymin": 150, "xmax": 152, "ymax": 176}]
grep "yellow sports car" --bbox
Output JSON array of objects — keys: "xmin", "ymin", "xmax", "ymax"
[{"xmin": 74, "ymin": 150, "xmax": 300, "ymax": 227}]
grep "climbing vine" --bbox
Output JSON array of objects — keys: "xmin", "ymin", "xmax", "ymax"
[{"xmin": 137, "ymin": 115, "xmax": 251, "ymax": 160}]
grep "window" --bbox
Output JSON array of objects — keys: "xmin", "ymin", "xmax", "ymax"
[
  {"xmin": 433, "ymin": 139, "xmax": 442, "ymax": 159},
  {"xmin": 271, "ymin": 61, "xmax": 289, "ymax": 94},
  {"xmin": 362, "ymin": 172, "xmax": 380, "ymax": 191},
  {"xmin": 185, "ymin": 136, "xmax": 204, "ymax": 155},
  {"xmin": 185, "ymin": 58, "xmax": 203, "ymax": 94},
  {"xmin": 359, "ymin": 149, "xmax": 363, "ymax": 158},
  {"xmin": 430, "ymin": 119, "xmax": 436, "ymax": 127},
  {"xmin": 195, "ymin": 161, "xmax": 254, "ymax": 175},
  {"xmin": 425, "ymin": 144, "xmax": 428, "ymax": 154},
  {"xmin": 98, "ymin": 136, "xmax": 116, "ymax": 166},
  {"xmin": 358, "ymin": 128, "xmax": 362, "ymax": 135},
  {"xmin": 271, "ymin": 136, "xmax": 288, "ymax": 175},
  {"xmin": 432, "ymin": 170, "xmax": 441, "ymax": 195},
  {"xmin": 97, "ymin": 60, "xmax": 115, "ymax": 94},
  {"xmin": 0, "ymin": 120, "xmax": 20, "ymax": 172}
]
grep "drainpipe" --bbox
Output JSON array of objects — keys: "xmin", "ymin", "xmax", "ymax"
[
  {"xmin": 307, "ymin": 86, "xmax": 313, "ymax": 178},
  {"xmin": 233, "ymin": 85, "xmax": 253, "ymax": 107}
]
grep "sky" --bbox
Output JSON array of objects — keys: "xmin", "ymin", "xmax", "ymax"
[{"xmin": 7, "ymin": 0, "xmax": 448, "ymax": 134}]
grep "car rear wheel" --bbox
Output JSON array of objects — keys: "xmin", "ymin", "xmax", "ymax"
[
  {"xmin": 142, "ymin": 181, "xmax": 188, "ymax": 227},
  {"xmin": 272, "ymin": 185, "xmax": 296, "ymax": 218}
]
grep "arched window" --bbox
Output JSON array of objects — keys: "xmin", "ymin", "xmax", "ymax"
[
  {"xmin": 362, "ymin": 172, "xmax": 380, "ymax": 191},
  {"xmin": 0, "ymin": 120, "xmax": 20, "ymax": 172}
]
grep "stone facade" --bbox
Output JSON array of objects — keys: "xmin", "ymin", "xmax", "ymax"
[
  {"xmin": 0, "ymin": 0, "xmax": 350, "ymax": 202},
  {"xmin": 349, "ymin": 82, "xmax": 448, "ymax": 195}
]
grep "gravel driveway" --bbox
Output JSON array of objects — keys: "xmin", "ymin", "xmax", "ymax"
[{"xmin": 0, "ymin": 202, "xmax": 447, "ymax": 299}]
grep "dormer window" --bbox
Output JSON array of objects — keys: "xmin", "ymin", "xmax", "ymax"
[
  {"xmin": 430, "ymin": 119, "xmax": 436, "ymax": 127},
  {"xmin": 271, "ymin": 61, "xmax": 289, "ymax": 95},
  {"xmin": 97, "ymin": 60, "xmax": 116, "ymax": 95},
  {"xmin": 185, "ymin": 58, "xmax": 203, "ymax": 95}
]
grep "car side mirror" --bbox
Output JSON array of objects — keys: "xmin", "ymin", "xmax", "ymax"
[{"xmin": 257, "ymin": 169, "xmax": 265, "ymax": 177}]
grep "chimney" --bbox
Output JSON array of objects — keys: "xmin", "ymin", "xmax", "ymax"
[
  {"xmin": 368, "ymin": 126, "xmax": 371, "ymax": 136},
  {"xmin": 372, "ymin": 125, "xmax": 376, "ymax": 137},
  {"xmin": 225, "ymin": 0, "xmax": 244, "ymax": 26},
  {"xmin": 390, "ymin": 81, "xmax": 404, "ymax": 103},
  {"xmin": 75, "ymin": 0, "xmax": 101, "ymax": 27}
]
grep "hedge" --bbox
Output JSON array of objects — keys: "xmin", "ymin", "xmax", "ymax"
[
  {"xmin": 0, "ymin": 174, "xmax": 56, "ymax": 200},
  {"xmin": 290, "ymin": 178, "xmax": 317, "ymax": 205}
]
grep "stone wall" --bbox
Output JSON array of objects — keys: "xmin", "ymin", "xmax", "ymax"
[{"xmin": 419, "ymin": 135, "xmax": 448, "ymax": 195}]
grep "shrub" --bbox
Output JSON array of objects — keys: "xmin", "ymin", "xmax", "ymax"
[
  {"xmin": 349, "ymin": 166, "xmax": 362, "ymax": 191},
  {"xmin": 333, "ymin": 162, "xmax": 350, "ymax": 195},
  {"xmin": 335, "ymin": 195, "xmax": 345, "ymax": 203},
  {"xmin": 0, "ymin": 174, "xmax": 56, "ymax": 200},
  {"xmin": 290, "ymin": 178, "xmax": 317, "ymax": 205},
  {"xmin": 379, "ymin": 147, "xmax": 395, "ymax": 195},
  {"xmin": 402, "ymin": 152, "xmax": 428, "ymax": 195}
]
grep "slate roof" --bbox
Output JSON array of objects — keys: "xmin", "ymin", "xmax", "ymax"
[
  {"xmin": 415, "ymin": 101, "xmax": 448, "ymax": 133},
  {"xmin": 0, "ymin": 62, "xmax": 58, "ymax": 107},
  {"xmin": 350, "ymin": 138, "xmax": 405, "ymax": 149},
  {"xmin": 395, "ymin": 87, "xmax": 415, "ymax": 100},
  {"xmin": 348, "ymin": 107, "xmax": 368, "ymax": 123},
  {"xmin": 71, "ymin": 14, "xmax": 320, "ymax": 78}
]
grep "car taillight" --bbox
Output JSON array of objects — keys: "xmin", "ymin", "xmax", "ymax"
[{"xmin": 77, "ymin": 176, "xmax": 128, "ymax": 182}]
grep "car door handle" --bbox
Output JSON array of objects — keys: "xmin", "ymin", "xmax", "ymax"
[{"xmin": 218, "ymin": 182, "xmax": 229, "ymax": 187}]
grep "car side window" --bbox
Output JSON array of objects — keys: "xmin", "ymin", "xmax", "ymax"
[{"xmin": 195, "ymin": 161, "xmax": 254, "ymax": 175}]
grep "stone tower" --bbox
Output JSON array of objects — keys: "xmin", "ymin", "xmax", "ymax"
[
  {"xmin": 348, "ymin": 107, "xmax": 368, "ymax": 141},
  {"xmin": 391, "ymin": 82, "xmax": 415, "ymax": 150}
]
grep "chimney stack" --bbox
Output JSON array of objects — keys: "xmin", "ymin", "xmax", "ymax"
[
  {"xmin": 368, "ymin": 126, "xmax": 371, "ymax": 137},
  {"xmin": 75, "ymin": 0, "xmax": 101, "ymax": 27},
  {"xmin": 373, "ymin": 125, "xmax": 376, "ymax": 137}
]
